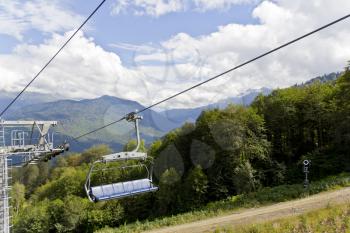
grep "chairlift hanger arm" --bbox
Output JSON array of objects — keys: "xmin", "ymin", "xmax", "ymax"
[
  {"xmin": 125, "ymin": 113, "xmax": 143, "ymax": 153},
  {"xmin": 133, "ymin": 116, "xmax": 142, "ymax": 153},
  {"xmin": 97, "ymin": 113, "xmax": 145, "ymax": 162}
]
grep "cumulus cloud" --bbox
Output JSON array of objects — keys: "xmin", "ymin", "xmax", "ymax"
[
  {"xmin": 1, "ymin": 0, "xmax": 350, "ymax": 109},
  {"xmin": 131, "ymin": 0, "xmax": 350, "ymax": 107},
  {"xmin": 0, "ymin": 0, "xmax": 83, "ymax": 40},
  {"xmin": 0, "ymin": 31, "xmax": 144, "ymax": 100}
]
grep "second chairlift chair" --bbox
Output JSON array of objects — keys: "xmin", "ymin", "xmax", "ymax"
[{"xmin": 85, "ymin": 113, "xmax": 158, "ymax": 202}]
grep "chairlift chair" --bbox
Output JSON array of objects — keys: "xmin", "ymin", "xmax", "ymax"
[{"xmin": 85, "ymin": 114, "xmax": 158, "ymax": 202}]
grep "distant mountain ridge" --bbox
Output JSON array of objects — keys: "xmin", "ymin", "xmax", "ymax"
[
  {"xmin": 1, "ymin": 89, "xmax": 270, "ymax": 152},
  {"xmin": 3, "ymin": 95, "xmax": 179, "ymax": 151},
  {"xmin": 160, "ymin": 87, "xmax": 272, "ymax": 125},
  {"xmin": 297, "ymin": 72, "xmax": 342, "ymax": 86},
  {"xmin": 0, "ymin": 91, "xmax": 61, "ymax": 112},
  {"xmin": 0, "ymin": 73, "xmax": 340, "ymax": 151}
]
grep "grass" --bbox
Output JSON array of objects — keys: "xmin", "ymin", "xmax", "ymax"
[
  {"xmin": 216, "ymin": 203, "xmax": 350, "ymax": 233},
  {"xmin": 96, "ymin": 173, "xmax": 350, "ymax": 233}
]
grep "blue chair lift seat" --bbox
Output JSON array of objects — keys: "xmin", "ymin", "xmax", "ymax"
[{"xmin": 89, "ymin": 178, "xmax": 158, "ymax": 202}]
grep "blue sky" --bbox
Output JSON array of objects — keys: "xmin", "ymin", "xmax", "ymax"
[{"xmin": 0, "ymin": 0, "xmax": 349, "ymax": 109}]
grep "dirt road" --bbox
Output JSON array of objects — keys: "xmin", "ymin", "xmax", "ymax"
[{"xmin": 146, "ymin": 187, "xmax": 350, "ymax": 233}]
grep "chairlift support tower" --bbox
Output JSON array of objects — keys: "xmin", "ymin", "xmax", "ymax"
[{"xmin": 0, "ymin": 119, "xmax": 68, "ymax": 233}]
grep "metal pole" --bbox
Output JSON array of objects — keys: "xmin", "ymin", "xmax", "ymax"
[{"xmin": 303, "ymin": 160, "xmax": 310, "ymax": 190}]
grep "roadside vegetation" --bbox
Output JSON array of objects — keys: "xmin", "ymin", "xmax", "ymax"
[{"xmin": 11, "ymin": 64, "xmax": 350, "ymax": 233}]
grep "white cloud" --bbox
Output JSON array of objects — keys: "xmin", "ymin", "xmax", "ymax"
[
  {"xmin": 131, "ymin": 0, "xmax": 350, "ymax": 107},
  {"xmin": 1, "ymin": 0, "xmax": 350, "ymax": 110},
  {"xmin": 0, "ymin": 0, "xmax": 83, "ymax": 40},
  {"xmin": 193, "ymin": 0, "xmax": 257, "ymax": 11},
  {"xmin": 0, "ymin": 31, "xmax": 144, "ymax": 100},
  {"xmin": 111, "ymin": 0, "xmax": 185, "ymax": 17},
  {"xmin": 111, "ymin": 0, "xmax": 256, "ymax": 17},
  {"xmin": 109, "ymin": 42, "xmax": 156, "ymax": 53}
]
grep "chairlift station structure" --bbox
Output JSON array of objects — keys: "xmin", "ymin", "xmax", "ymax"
[{"xmin": 0, "ymin": 119, "xmax": 68, "ymax": 233}]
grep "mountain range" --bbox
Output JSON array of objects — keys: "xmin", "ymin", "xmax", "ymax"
[
  {"xmin": 0, "ymin": 72, "xmax": 340, "ymax": 152},
  {"xmin": 0, "ymin": 88, "xmax": 272, "ymax": 151}
]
